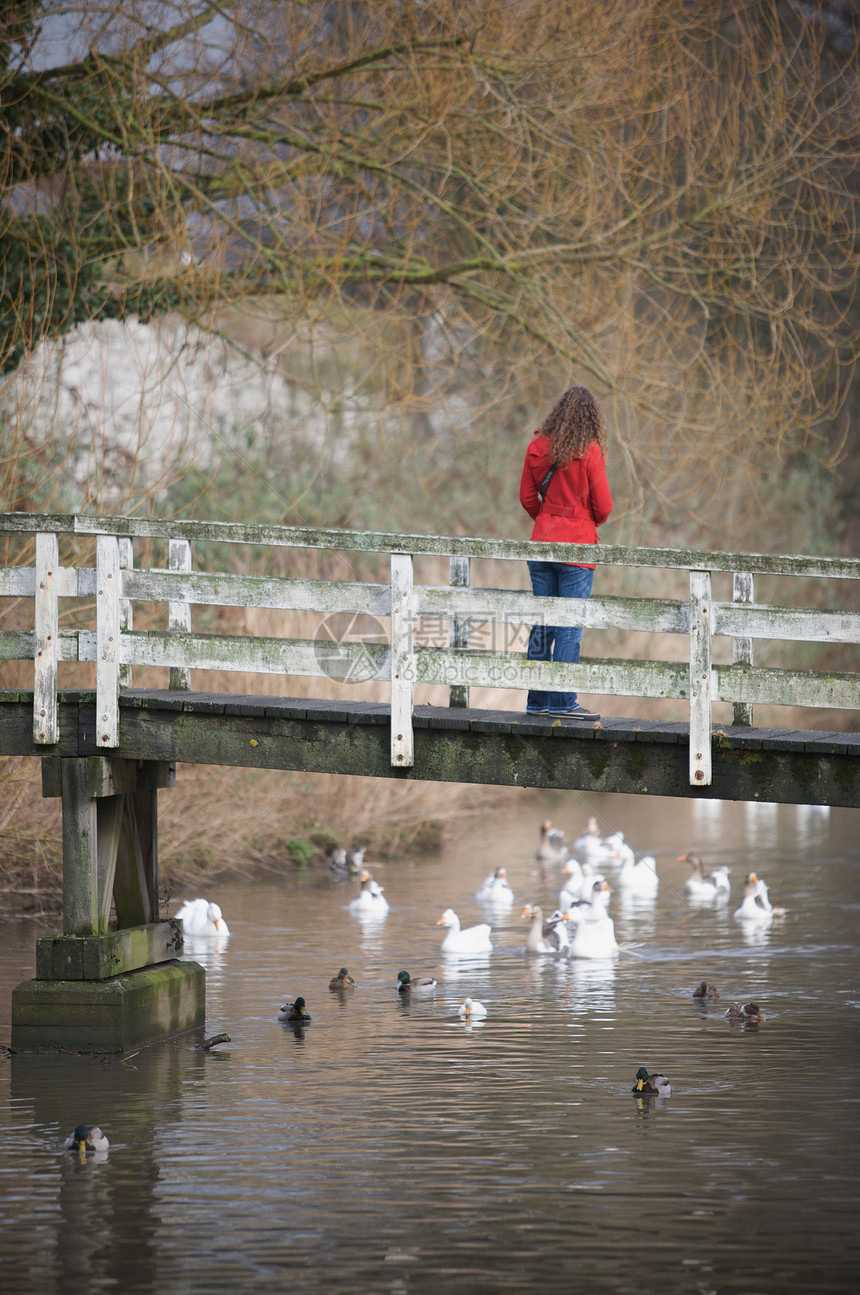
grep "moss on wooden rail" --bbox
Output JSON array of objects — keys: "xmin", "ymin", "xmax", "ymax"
[{"xmin": 2, "ymin": 509, "xmax": 859, "ymax": 579}]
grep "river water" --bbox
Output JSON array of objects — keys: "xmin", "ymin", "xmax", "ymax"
[{"xmin": 1, "ymin": 789, "xmax": 858, "ymax": 1295}]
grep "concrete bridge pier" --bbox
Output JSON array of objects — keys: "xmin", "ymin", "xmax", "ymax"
[{"xmin": 12, "ymin": 756, "xmax": 205, "ymax": 1053}]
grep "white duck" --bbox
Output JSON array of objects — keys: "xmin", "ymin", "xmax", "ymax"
[
  {"xmin": 614, "ymin": 842, "xmax": 659, "ymax": 896},
  {"xmin": 733, "ymin": 872, "xmax": 779, "ymax": 925},
  {"xmin": 522, "ymin": 904, "xmax": 567, "ymax": 954},
  {"xmin": 535, "ymin": 820, "xmax": 569, "ymax": 866},
  {"xmin": 680, "ymin": 852, "xmax": 731, "ymax": 900},
  {"xmin": 559, "ymin": 860, "xmax": 607, "ymax": 908},
  {"xmin": 175, "ymin": 898, "xmax": 230, "ymax": 937},
  {"xmin": 437, "ymin": 908, "xmax": 493, "ymax": 955},
  {"xmin": 567, "ymin": 880, "xmax": 619, "ymax": 959},
  {"xmin": 348, "ymin": 869, "xmax": 390, "ymax": 915},
  {"xmin": 476, "ymin": 866, "xmax": 515, "ymax": 905},
  {"xmin": 458, "ymin": 997, "xmax": 488, "ymax": 1021},
  {"xmin": 570, "ymin": 816, "xmax": 602, "ymax": 853}
]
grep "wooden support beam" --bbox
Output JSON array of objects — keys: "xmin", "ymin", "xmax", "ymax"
[
  {"xmin": 35, "ymin": 920, "xmax": 183, "ymax": 980},
  {"xmin": 96, "ymin": 795, "xmax": 124, "ymax": 932},
  {"xmin": 113, "ymin": 791, "xmax": 156, "ymax": 927},
  {"xmin": 61, "ymin": 758, "xmax": 99, "ymax": 936},
  {"xmin": 41, "ymin": 754, "xmax": 175, "ymax": 799},
  {"xmin": 54, "ymin": 757, "xmax": 167, "ymax": 935},
  {"xmin": 390, "ymin": 553, "xmax": 414, "ymax": 767},
  {"xmin": 689, "ymin": 570, "xmax": 712, "ymax": 787}
]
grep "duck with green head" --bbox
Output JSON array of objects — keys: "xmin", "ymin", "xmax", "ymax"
[
  {"xmin": 397, "ymin": 970, "xmax": 437, "ymax": 996},
  {"xmin": 64, "ymin": 1125, "xmax": 109, "ymax": 1161},
  {"xmin": 632, "ymin": 1067, "xmax": 671, "ymax": 1096},
  {"xmin": 278, "ymin": 996, "xmax": 311, "ymax": 1023}
]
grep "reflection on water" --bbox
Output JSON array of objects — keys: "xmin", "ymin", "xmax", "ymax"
[{"xmin": 0, "ymin": 792, "xmax": 858, "ymax": 1294}]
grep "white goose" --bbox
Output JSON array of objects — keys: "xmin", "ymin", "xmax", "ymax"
[
  {"xmin": 175, "ymin": 898, "xmax": 230, "ymax": 937},
  {"xmin": 437, "ymin": 908, "xmax": 493, "ymax": 955},
  {"xmin": 614, "ymin": 843, "xmax": 659, "ymax": 896},
  {"xmin": 680, "ymin": 852, "xmax": 731, "ymax": 900},
  {"xmin": 567, "ymin": 880, "xmax": 618, "ymax": 959},
  {"xmin": 559, "ymin": 860, "xmax": 607, "ymax": 908},
  {"xmin": 476, "ymin": 866, "xmax": 515, "ymax": 905},
  {"xmin": 348, "ymin": 869, "xmax": 390, "ymax": 915},
  {"xmin": 733, "ymin": 872, "xmax": 779, "ymax": 925}
]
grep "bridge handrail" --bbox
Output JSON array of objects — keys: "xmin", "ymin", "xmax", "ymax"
[
  {"xmin": 1, "ymin": 510, "xmax": 859, "ymax": 579},
  {"xmin": 1, "ymin": 513, "xmax": 858, "ymax": 788}
]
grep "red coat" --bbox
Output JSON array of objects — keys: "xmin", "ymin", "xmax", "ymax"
[{"xmin": 519, "ymin": 436, "xmax": 613, "ymax": 568}]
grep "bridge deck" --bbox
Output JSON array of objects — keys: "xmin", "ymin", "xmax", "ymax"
[{"xmin": 2, "ymin": 690, "xmax": 858, "ymax": 807}]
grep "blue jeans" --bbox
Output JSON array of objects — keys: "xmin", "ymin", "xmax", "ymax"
[{"xmin": 526, "ymin": 561, "xmax": 594, "ymax": 712}]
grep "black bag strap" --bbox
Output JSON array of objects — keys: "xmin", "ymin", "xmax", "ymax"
[{"xmin": 538, "ymin": 466, "xmax": 556, "ymax": 499}]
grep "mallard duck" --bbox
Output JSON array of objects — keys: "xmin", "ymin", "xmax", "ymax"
[
  {"xmin": 522, "ymin": 903, "xmax": 566, "ymax": 954},
  {"xmin": 458, "ymin": 997, "xmax": 488, "ymax": 1020},
  {"xmin": 437, "ymin": 908, "xmax": 493, "ymax": 955},
  {"xmin": 632, "ymin": 1067, "xmax": 671, "ymax": 1096},
  {"xmin": 680, "ymin": 853, "xmax": 731, "ymax": 900},
  {"xmin": 348, "ymin": 869, "xmax": 390, "ymax": 915},
  {"xmin": 614, "ymin": 843, "xmax": 659, "ymax": 895},
  {"xmin": 724, "ymin": 1001, "xmax": 765, "ymax": 1023},
  {"xmin": 329, "ymin": 846, "xmax": 366, "ymax": 874},
  {"xmin": 329, "ymin": 967, "xmax": 355, "ymax": 991},
  {"xmin": 175, "ymin": 898, "xmax": 230, "ymax": 936},
  {"xmin": 397, "ymin": 969, "xmax": 437, "ymax": 996},
  {"xmin": 328, "ymin": 847, "xmax": 348, "ymax": 872},
  {"xmin": 476, "ymin": 865, "xmax": 515, "ymax": 905},
  {"xmin": 535, "ymin": 820, "xmax": 569, "ymax": 866},
  {"xmin": 64, "ymin": 1124, "xmax": 109, "ymax": 1155},
  {"xmin": 733, "ymin": 872, "xmax": 774, "ymax": 924},
  {"xmin": 693, "ymin": 980, "xmax": 720, "ymax": 999},
  {"xmin": 278, "ymin": 996, "xmax": 311, "ymax": 1023}
]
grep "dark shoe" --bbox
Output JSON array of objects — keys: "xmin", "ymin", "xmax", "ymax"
[
  {"xmin": 549, "ymin": 704, "xmax": 600, "ymax": 720},
  {"xmin": 526, "ymin": 706, "xmax": 549, "ymax": 715}
]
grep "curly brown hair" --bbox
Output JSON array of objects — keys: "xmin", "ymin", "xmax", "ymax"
[{"xmin": 536, "ymin": 386, "xmax": 608, "ymax": 466}]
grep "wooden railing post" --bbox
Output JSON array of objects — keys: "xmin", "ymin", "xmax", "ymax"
[
  {"xmin": 33, "ymin": 532, "xmax": 59, "ymax": 744},
  {"xmin": 168, "ymin": 537, "xmax": 192, "ymax": 690},
  {"xmin": 448, "ymin": 554, "xmax": 470, "ymax": 708},
  {"xmin": 390, "ymin": 552, "xmax": 415, "ymax": 767},
  {"xmin": 96, "ymin": 535, "xmax": 120, "ymax": 748},
  {"xmin": 118, "ymin": 537, "xmax": 134, "ymax": 688},
  {"xmin": 689, "ymin": 569, "xmax": 712, "ymax": 786},
  {"xmin": 732, "ymin": 571, "xmax": 754, "ymax": 727}
]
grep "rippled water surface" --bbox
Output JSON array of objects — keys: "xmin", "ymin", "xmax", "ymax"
[{"xmin": 1, "ymin": 792, "xmax": 858, "ymax": 1294}]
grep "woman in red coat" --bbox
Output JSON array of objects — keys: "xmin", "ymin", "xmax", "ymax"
[{"xmin": 519, "ymin": 386, "xmax": 613, "ymax": 718}]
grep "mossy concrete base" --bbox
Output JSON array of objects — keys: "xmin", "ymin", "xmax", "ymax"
[{"xmin": 11, "ymin": 959, "xmax": 205, "ymax": 1054}]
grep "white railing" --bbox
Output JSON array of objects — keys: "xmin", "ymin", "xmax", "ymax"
[{"xmin": 1, "ymin": 513, "xmax": 858, "ymax": 786}]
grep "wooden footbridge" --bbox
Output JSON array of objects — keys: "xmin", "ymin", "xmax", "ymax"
[{"xmin": 2, "ymin": 511, "xmax": 858, "ymax": 1051}]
